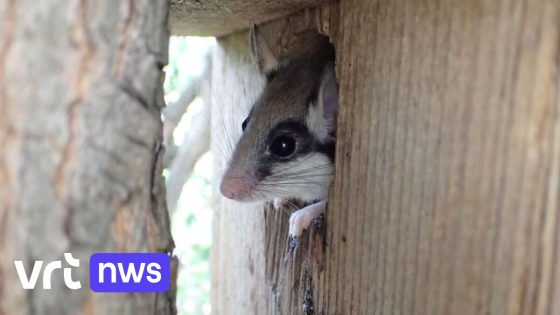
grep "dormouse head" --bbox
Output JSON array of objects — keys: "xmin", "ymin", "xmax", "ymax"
[{"xmin": 220, "ymin": 26, "xmax": 338, "ymax": 203}]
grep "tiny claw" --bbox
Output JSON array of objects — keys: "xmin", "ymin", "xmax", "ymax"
[
  {"xmin": 311, "ymin": 214, "xmax": 325, "ymax": 231},
  {"xmin": 288, "ymin": 235, "xmax": 299, "ymax": 254},
  {"xmin": 288, "ymin": 200, "xmax": 326, "ymax": 238}
]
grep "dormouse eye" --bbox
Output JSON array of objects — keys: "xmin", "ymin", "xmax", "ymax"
[
  {"xmin": 270, "ymin": 135, "xmax": 296, "ymax": 158},
  {"xmin": 241, "ymin": 117, "xmax": 249, "ymax": 131}
]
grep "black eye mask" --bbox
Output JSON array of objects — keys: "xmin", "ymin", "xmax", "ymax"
[
  {"xmin": 241, "ymin": 116, "xmax": 251, "ymax": 132},
  {"xmin": 266, "ymin": 120, "xmax": 311, "ymax": 158}
]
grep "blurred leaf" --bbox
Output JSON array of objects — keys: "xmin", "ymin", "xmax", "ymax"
[{"xmin": 166, "ymin": 36, "xmax": 215, "ymax": 315}]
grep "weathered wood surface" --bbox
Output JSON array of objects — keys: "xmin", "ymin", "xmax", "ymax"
[
  {"xmin": 208, "ymin": 31, "xmax": 268, "ymax": 314},
  {"xmin": 321, "ymin": 0, "xmax": 560, "ymax": 314},
  {"xmin": 210, "ymin": 0, "xmax": 560, "ymax": 314},
  {"xmin": 0, "ymin": 0, "xmax": 175, "ymax": 314},
  {"xmin": 169, "ymin": 0, "xmax": 328, "ymax": 36}
]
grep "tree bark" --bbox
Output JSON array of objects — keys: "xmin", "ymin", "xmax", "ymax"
[{"xmin": 0, "ymin": 0, "xmax": 175, "ymax": 314}]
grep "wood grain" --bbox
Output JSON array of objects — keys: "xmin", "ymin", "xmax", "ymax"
[
  {"xmin": 169, "ymin": 0, "xmax": 329, "ymax": 36},
  {"xmin": 207, "ymin": 31, "xmax": 277, "ymax": 314},
  {"xmin": 210, "ymin": 0, "xmax": 560, "ymax": 314},
  {"xmin": 320, "ymin": 0, "xmax": 560, "ymax": 314}
]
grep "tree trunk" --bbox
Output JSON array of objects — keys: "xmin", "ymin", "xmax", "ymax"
[
  {"xmin": 0, "ymin": 0, "xmax": 175, "ymax": 314},
  {"xmin": 209, "ymin": 1, "xmax": 560, "ymax": 314}
]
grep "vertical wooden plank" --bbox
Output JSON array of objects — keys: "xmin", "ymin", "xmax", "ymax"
[
  {"xmin": 318, "ymin": 0, "xmax": 560, "ymax": 314},
  {"xmin": 209, "ymin": 31, "xmax": 268, "ymax": 315}
]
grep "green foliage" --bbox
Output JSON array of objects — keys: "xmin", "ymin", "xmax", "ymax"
[
  {"xmin": 165, "ymin": 36, "xmax": 215, "ymax": 315},
  {"xmin": 164, "ymin": 37, "xmax": 214, "ymax": 94}
]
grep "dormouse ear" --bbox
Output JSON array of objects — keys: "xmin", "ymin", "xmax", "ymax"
[
  {"xmin": 318, "ymin": 62, "xmax": 339, "ymax": 133},
  {"xmin": 251, "ymin": 25, "xmax": 280, "ymax": 75}
]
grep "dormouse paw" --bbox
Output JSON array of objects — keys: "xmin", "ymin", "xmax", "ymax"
[
  {"xmin": 289, "ymin": 210, "xmax": 308, "ymax": 238},
  {"xmin": 288, "ymin": 200, "xmax": 327, "ymax": 238}
]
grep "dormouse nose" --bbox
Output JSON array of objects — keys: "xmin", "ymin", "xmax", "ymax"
[{"xmin": 220, "ymin": 173, "xmax": 255, "ymax": 201}]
